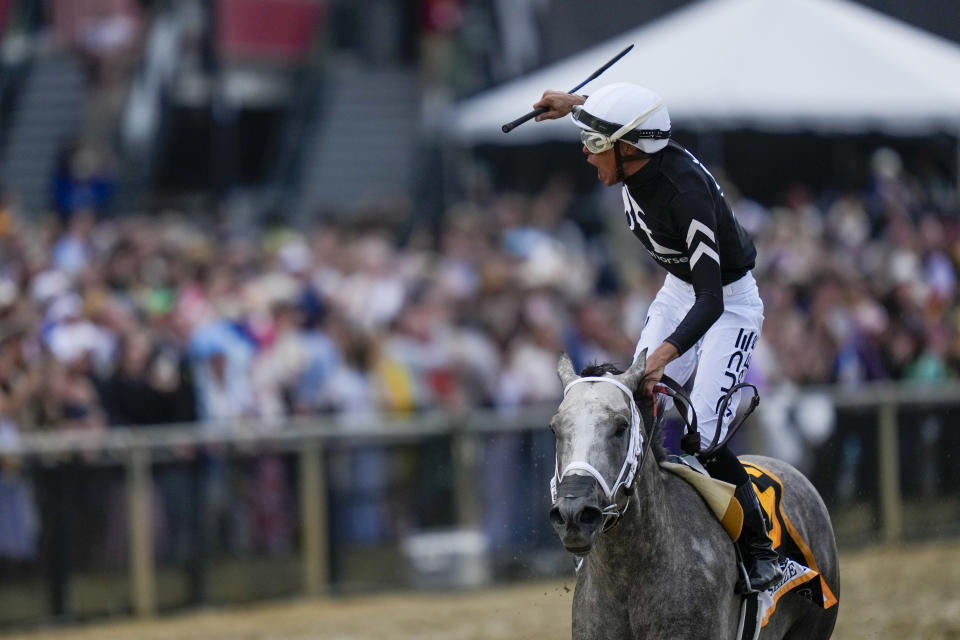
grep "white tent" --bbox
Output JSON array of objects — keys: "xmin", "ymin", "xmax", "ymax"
[{"xmin": 452, "ymin": 0, "xmax": 960, "ymax": 144}]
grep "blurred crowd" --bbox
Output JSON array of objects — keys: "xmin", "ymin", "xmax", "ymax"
[
  {"xmin": 748, "ymin": 148, "xmax": 958, "ymax": 389},
  {"xmin": 1, "ymin": 145, "xmax": 959, "ymax": 563}
]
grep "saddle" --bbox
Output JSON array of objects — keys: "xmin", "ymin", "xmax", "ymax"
[
  {"xmin": 661, "ymin": 456, "xmax": 744, "ymax": 540},
  {"xmin": 663, "ymin": 456, "xmax": 838, "ymax": 633}
]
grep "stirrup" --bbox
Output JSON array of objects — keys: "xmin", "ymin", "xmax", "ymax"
[{"xmin": 733, "ymin": 545, "xmax": 755, "ymax": 595}]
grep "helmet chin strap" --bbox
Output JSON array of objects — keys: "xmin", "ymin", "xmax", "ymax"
[
  {"xmin": 614, "ymin": 143, "xmax": 650, "ymax": 184},
  {"xmin": 615, "ymin": 143, "xmax": 625, "ymax": 183}
]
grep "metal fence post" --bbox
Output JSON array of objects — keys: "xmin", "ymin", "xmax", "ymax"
[
  {"xmin": 877, "ymin": 402, "xmax": 903, "ymax": 545},
  {"xmin": 300, "ymin": 439, "xmax": 328, "ymax": 595},
  {"xmin": 452, "ymin": 426, "xmax": 481, "ymax": 528},
  {"xmin": 127, "ymin": 446, "xmax": 157, "ymax": 616}
]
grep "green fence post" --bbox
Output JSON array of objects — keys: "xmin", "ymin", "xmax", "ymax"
[
  {"xmin": 452, "ymin": 426, "xmax": 481, "ymax": 528},
  {"xmin": 127, "ymin": 446, "xmax": 157, "ymax": 616},
  {"xmin": 300, "ymin": 439, "xmax": 328, "ymax": 595},
  {"xmin": 878, "ymin": 402, "xmax": 903, "ymax": 545}
]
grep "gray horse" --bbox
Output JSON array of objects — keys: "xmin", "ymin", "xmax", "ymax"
[{"xmin": 549, "ymin": 351, "xmax": 839, "ymax": 639}]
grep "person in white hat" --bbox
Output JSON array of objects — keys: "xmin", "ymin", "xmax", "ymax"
[{"xmin": 534, "ymin": 83, "xmax": 781, "ymax": 592}]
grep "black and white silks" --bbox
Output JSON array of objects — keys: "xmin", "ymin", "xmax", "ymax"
[{"xmin": 621, "ymin": 141, "xmax": 756, "ymax": 356}]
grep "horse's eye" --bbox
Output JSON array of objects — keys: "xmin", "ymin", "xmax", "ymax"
[{"xmin": 614, "ymin": 418, "xmax": 629, "ymax": 437}]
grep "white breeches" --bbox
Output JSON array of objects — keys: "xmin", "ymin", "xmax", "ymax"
[{"xmin": 633, "ymin": 272, "xmax": 764, "ymax": 450}]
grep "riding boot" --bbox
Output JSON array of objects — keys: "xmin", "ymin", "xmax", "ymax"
[{"xmin": 734, "ymin": 481, "xmax": 783, "ymax": 592}]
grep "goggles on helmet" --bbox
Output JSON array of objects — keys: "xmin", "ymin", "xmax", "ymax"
[
  {"xmin": 572, "ymin": 99, "xmax": 670, "ymax": 154},
  {"xmin": 580, "ymin": 129, "xmax": 617, "ymax": 154}
]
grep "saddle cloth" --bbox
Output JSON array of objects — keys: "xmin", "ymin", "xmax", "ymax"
[
  {"xmin": 741, "ymin": 461, "xmax": 839, "ymax": 625},
  {"xmin": 662, "ymin": 458, "xmax": 838, "ymax": 628}
]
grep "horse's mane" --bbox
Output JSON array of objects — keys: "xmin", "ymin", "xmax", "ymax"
[{"xmin": 579, "ymin": 363, "xmax": 668, "ymax": 463}]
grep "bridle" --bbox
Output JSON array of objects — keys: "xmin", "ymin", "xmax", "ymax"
[
  {"xmin": 550, "ymin": 376, "xmax": 653, "ymax": 532},
  {"xmin": 549, "ymin": 373, "xmax": 761, "ymax": 535}
]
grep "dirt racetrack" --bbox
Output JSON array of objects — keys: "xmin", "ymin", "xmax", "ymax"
[{"xmin": 4, "ymin": 541, "xmax": 959, "ymax": 640}]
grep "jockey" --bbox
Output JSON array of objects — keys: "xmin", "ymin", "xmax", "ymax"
[{"xmin": 534, "ymin": 83, "xmax": 782, "ymax": 592}]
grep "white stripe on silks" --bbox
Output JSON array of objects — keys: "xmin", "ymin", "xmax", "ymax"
[
  {"xmin": 624, "ymin": 188, "xmax": 682, "ymax": 254},
  {"xmin": 689, "ymin": 242, "xmax": 720, "ymax": 268},
  {"xmin": 636, "ymin": 217, "xmax": 683, "ymax": 255},
  {"xmin": 686, "ymin": 220, "xmax": 716, "ymax": 247}
]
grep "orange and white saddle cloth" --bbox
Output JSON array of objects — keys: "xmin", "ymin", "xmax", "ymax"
[{"xmin": 662, "ymin": 458, "xmax": 838, "ymax": 631}]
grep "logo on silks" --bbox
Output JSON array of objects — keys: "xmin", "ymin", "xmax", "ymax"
[
  {"xmin": 715, "ymin": 328, "xmax": 758, "ymax": 419},
  {"xmin": 621, "ymin": 187, "xmax": 688, "ymax": 264}
]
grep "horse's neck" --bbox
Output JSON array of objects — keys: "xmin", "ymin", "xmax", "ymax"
[{"xmin": 587, "ymin": 459, "xmax": 678, "ymax": 583}]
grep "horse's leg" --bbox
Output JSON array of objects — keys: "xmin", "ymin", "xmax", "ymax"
[{"xmin": 781, "ymin": 605, "xmax": 839, "ymax": 640}]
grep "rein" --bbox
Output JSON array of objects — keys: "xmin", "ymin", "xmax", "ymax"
[
  {"xmin": 551, "ymin": 376, "xmax": 653, "ymax": 532},
  {"xmin": 655, "ymin": 375, "xmax": 760, "ymax": 457}
]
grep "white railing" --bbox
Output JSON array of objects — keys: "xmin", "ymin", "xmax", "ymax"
[{"xmin": 4, "ymin": 381, "xmax": 959, "ymax": 617}]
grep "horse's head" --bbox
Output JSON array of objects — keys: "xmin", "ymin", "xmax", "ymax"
[{"xmin": 548, "ymin": 350, "xmax": 647, "ymax": 555}]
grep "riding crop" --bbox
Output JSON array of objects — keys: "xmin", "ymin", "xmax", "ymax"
[{"xmin": 500, "ymin": 43, "xmax": 635, "ymax": 133}]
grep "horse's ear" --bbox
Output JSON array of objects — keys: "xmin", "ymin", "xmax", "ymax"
[
  {"xmin": 557, "ymin": 352, "xmax": 579, "ymax": 388},
  {"xmin": 616, "ymin": 348, "xmax": 647, "ymax": 393}
]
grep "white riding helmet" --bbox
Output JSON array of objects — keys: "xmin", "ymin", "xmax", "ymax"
[{"xmin": 571, "ymin": 83, "xmax": 671, "ymax": 154}]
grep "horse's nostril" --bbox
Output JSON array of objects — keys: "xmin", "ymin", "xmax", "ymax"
[
  {"xmin": 579, "ymin": 507, "xmax": 603, "ymax": 528},
  {"xmin": 549, "ymin": 506, "xmax": 565, "ymax": 526}
]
